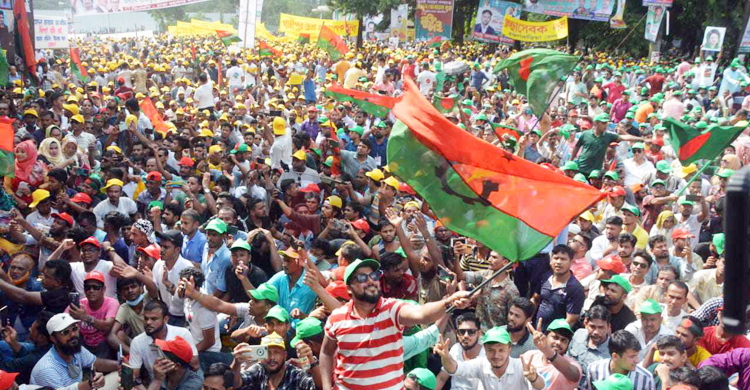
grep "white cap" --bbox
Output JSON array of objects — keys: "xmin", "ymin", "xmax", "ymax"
[
  {"xmin": 568, "ymin": 223, "xmax": 581, "ymax": 236},
  {"xmin": 46, "ymin": 313, "xmax": 80, "ymax": 334}
]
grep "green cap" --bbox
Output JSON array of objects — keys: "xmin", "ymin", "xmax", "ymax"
[
  {"xmin": 696, "ymin": 121, "xmax": 709, "ymax": 129},
  {"xmin": 249, "ymin": 283, "xmax": 279, "ymax": 303},
  {"xmin": 589, "ymin": 169, "xmax": 602, "ymax": 179},
  {"xmin": 712, "ymin": 233, "xmax": 725, "ymax": 255},
  {"xmin": 655, "ymin": 160, "xmax": 671, "ymax": 173},
  {"xmin": 148, "ymin": 200, "xmax": 164, "ymax": 210},
  {"xmin": 532, "ymin": 129, "xmax": 542, "ymax": 137},
  {"xmin": 650, "ymin": 179, "xmax": 666, "ymax": 187},
  {"xmin": 461, "ymin": 108, "xmax": 472, "ymax": 116},
  {"xmin": 717, "ymin": 169, "xmax": 735, "ymax": 178},
  {"xmin": 562, "ymin": 161, "xmax": 579, "ymax": 171},
  {"xmin": 594, "ymin": 113, "xmax": 610, "ymax": 123},
  {"xmin": 205, "ymin": 219, "xmax": 228, "ymax": 234},
  {"xmin": 604, "ymin": 170, "xmax": 619, "ymax": 180},
  {"xmin": 475, "ymin": 113, "xmax": 488, "ymax": 121},
  {"xmin": 265, "ymin": 305, "xmax": 291, "ymax": 323},
  {"xmin": 230, "ymin": 240, "xmax": 252, "ymax": 252},
  {"xmin": 461, "ymin": 99, "xmax": 474, "ymax": 106},
  {"xmin": 344, "ymin": 258, "xmax": 381, "ymax": 285},
  {"xmin": 573, "ymin": 173, "xmax": 588, "ymax": 183},
  {"xmin": 547, "ymin": 319, "xmax": 574, "ymax": 338},
  {"xmin": 621, "ymin": 203, "xmax": 640, "ymax": 217},
  {"xmin": 375, "ymin": 121, "xmax": 388, "ymax": 128},
  {"xmin": 230, "ymin": 143, "xmax": 249, "ymax": 154},
  {"xmin": 602, "ymin": 274, "xmax": 632, "ymax": 293},
  {"xmin": 290, "ymin": 317, "xmax": 324, "ymax": 347},
  {"xmin": 407, "ymin": 368, "xmax": 437, "ymax": 390},
  {"xmin": 593, "ymin": 373, "xmax": 634, "ymax": 390},
  {"xmin": 318, "ymin": 115, "xmax": 328, "ymax": 123},
  {"xmin": 631, "ymin": 142, "xmax": 645, "ymax": 150},
  {"xmin": 640, "ymin": 87, "xmax": 649, "ymax": 94},
  {"xmin": 625, "ymin": 112, "xmax": 635, "ymax": 119},
  {"xmin": 482, "ymin": 326, "xmax": 511, "ymax": 344},
  {"xmin": 349, "ymin": 126, "xmax": 364, "ymax": 136},
  {"xmin": 311, "ymin": 148, "xmax": 322, "ymax": 157},
  {"xmin": 679, "ymin": 199, "xmax": 695, "ymax": 207},
  {"xmin": 323, "ymin": 156, "xmax": 333, "ymax": 167},
  {"xmin": 638, "ymin": 299, "xmax": 663, "ymax": 315}
]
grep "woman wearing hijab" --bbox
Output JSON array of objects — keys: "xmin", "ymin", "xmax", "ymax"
[
  {"xmin": 38, "ymin": 138, "xmax": 73, "ymax": 169},
  {"xmin": 650, "ymin": 210, "xmax": 676, "ymax": 247},
  {"xmin": 3, "ymin": 140, "xmax": 47, "ymax": 208},
  {"xmin": 45, "ymin": 124, "xmax": 64, "ymax": 141},
  {"xmin": 61, "ymin": 136, "xmax": 90, "ymax": 171}
]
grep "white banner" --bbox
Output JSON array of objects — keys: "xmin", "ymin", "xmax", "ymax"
[
  {"xmin": 238, "ymin": 0, "xmax": 257, "ymax": 49},
  {"xmin": 68, "ymin": 0, "xmax": 209, "ymax": 15},
  {"xmin": 34, "ymin": 15, "xmax": 69, "ymax": 49}
]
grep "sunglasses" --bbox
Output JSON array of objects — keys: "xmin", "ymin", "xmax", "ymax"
[
  {"xmin": 632, "ymin": 149, "xmax": 643, "ymax": 153},
  {"xmin": 59, "ymin": 324, "xmax": 80, "ymax": 337},
  {"xmin": 457, "ymin": 329, "xmax": 478, "ymax": 336},
  {"xmin": 84, "ymin": 284, "xmax": 103, "ymax": 291},
  {"xmin": 632, "ymin": 261, "xmax": 649, "ymax": 269},
  {"xmin": 351, "ymin": 270, "xmax": 383, "ymax": 284}
]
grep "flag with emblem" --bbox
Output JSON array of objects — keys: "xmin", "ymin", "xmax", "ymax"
[
  {"xmin": 317, "ymin": 25, "xmax": 348, "ymax": 60},
  {"xmin": 0, "ymin": 117, "xmax": 14, "ymax": 177},
  {"xmin": 258, "ymin": 40, "xmax": 281, "ymax": 57},
  {"xmin": 69, "ymin": 47, "xmax": 89, "ymax": 83},
  {"xmin": 665, "ymin": 118, "xmax": 748, "ymax": 165},
  {"xmin": 494, "ymin": 49, "xmax": 579, "ymax": 117},
  {"xmin": 388, "ymin": 79, "xmax": 604, "ymax": 260},
  {"xmin": 325, "ymin": 83, "xmax": 401, "ymax": 118},
  {"xmin": 432, "ymin": 94, "xmax": 458, "ymax": 114},
  {"xmin": 216, "ymin": 30, "xmax": 241, "ymax": 47}
]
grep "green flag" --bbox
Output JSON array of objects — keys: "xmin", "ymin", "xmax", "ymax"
[
  {"xmin": 0, "ymin": 50, "xmax": 9, "ymax": 86},
  {"xmin": 494, "ymin": 49, "xmax": 579, "ymax": 117},
  {"xmin": 665, "ymin": 118, "xmax": 748, "ymax": 165},
  {"xmin": 216, "ymin": 30, "xmax": 241, "ymax": 46},
  {"xmin": 431, "ymin": 94, "xmax": 458, "ymax": 114}
]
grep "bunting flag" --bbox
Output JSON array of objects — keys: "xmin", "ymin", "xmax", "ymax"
[
  {"xmin": 494, "ymin": 49, "xmax": 580, "ymax": 117},
  {"xmin": 317, "ymin": 24, "xmax": 348, "ymax": 60},
  {"xmin": 259, "ymin": 40, "xmax": 282, "ymax": 57},
  {"xmin": 216, "ymin": 30, "xmax": 241, "ymax": 46},
  {"xmin": 0, "ymin": 117, "xmax": 15, "ymax": 177},
  {"xmin": 431, "ymin": 94, "xmax": 458, "ymax": 114},
  {"xmin": 0, "ymin": 50, "xmax": 9, "ymax": 87},
  {"xmin": 325, "ymin": 83, "xmax": 401, "ymax": 118},
  {"xmin": 665, "ymin": 118, "xmax": 748, "ymax": 165},
  {"xmin": 69, "ymin": 47, "xmax": 89, "ymax": 83},
  {"xmin": 387, "ymin": 79, "xmax": 604, "ymax": 260},
  {"xmin": 13, "ymin": 0, "xmax": 37, "ymax": 84},
  {"xmin": 139, "ymin": 97, "xmax": 170, "ymax": 137},
  {"xmin": 298, "ymin": 33, "xmax": 311, "ymax": 44}
]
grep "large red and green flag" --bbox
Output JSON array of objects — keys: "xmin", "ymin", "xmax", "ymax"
[
  {"xmin": 298, "ymin": 33, "xmax": 311, "ymax": 44},
  {"xmin": 216, "ymin": 30, "xmax": 241, "ymax": 47},
  {"xmin": 494, "ymin": 49, "xmax": 579, "ymax": 118},
  {"xmin": 140, "ymin": 97, "xmax": 170, "ymax": 137},
  {"xmin": 317, "ymin": 25, "xmax": 348, "ymax": 60},
  {"xmin": 490, "ymin": 122, "xmax": 523, "ymax": 140},
  {"xmin": 665, "ymin": 117, "xmax": 748, "ymax": 165},
  {"xmin": 388, "ymin": 79, "xmax": 604, "ymax": 260},
  {"xmin": 258, "ymin": 41, "xmax": 281, "ymax": 57},
  {"xmin": 13, "ymin": 0, "xmax": 37, "ymax": 84},
  {"xmin": 432, "ymin": 94, "xmax": 458, "ymax": 114},
  {"xmin": 0, "ymin": 117, "xmax": 15, "ymax": 177},
  {"xmin": 69, "ymin": 47, "xmax": 89, "ymax": 83},
  {"xmin": 0, "ymin": 50, "xmax": 9, "ymax": 86},
  {"xmin": 325, "ymin": 83, "xmax": 401, "ymax": 118},
  {"xmin": 426, "ymin": 36, "xmax": 442, "ymax": 48}
]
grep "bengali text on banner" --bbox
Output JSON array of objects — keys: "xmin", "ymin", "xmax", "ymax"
[
  {"xmin": 502, "ymin": 14, "xmax": 568, "ymax": 42},
  {"xmin": 415, "ymin": 0, "xmax": 454, "ymax": 41},
  {"xmin": 278, "ymin": 13, "xmax": 359, "ymax": 40}
]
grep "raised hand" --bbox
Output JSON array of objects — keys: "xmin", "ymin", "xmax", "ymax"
[
  {"xmin": 384, "ymin": 208, "xmax": 403, "ymax": 227},
  {"xmin": 527, "ymin": 318, "xmax": 549, "ymax": 353},
  {"xmin": 521, "ymin": 354, "xmax": 538, "ymax": 383},
  {"xmin": 433, "ymin": 335, "xmax": 451, "ymax": 359}
]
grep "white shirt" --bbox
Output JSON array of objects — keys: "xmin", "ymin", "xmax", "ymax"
[
  {"xmin": 674, "ymin": 213, "xmax": 700, "ymax": 249},
  {"xmin": 270, "ymin": 132, "xmax": 293, "ymax": 170},
  {"xmin": 624, "ymin": 320, "xmax": 674, "ymax": 361},
  {"xmin": 184, "ymin": 299, "xmax": 221, "ymax": 352},
  {"xmin": 71, "ymin": 131, "xmax": 97, "ymax": 152},
  {"xmin": 226, "ymin": 66, "xmax": 244, "ymax": 87},
  {"xmin": 92, "ymin": 197, "xmax": 138, "ymax": 228},
  {"xmin": 623, "ymin": 158, "xmax": 655, "ymax": 187},
  {"xmin": 444, "ymin": 343, "xmax": 486, "ymax": 390},
  {"xmin": 449, "ymin": 356, "xmax": 531, "ymax": 390},
  {"xmin": 25, "ymin": 209, "xmax": 58, "ymax": 234},
  {"xmin": 416, "ymin": 70, "xmax": 437, "ymax": 96},
  {"xmin": 193, "ymin": 81, "xmax": 215, "ymax": 109},
  {"xmin": 660, "ymin": 305, "xmax": 688, "ymax": 333},
  {"xmin": 129, "ymin": 324, "xmax": 198, "ymax": 378},
  {"xmin": 70, "ymin": 260, "xmax": 116, "ymax": 298},
  {"xmin": 152, "ymin": 256, "xmax": 194, "ymax": 316}
]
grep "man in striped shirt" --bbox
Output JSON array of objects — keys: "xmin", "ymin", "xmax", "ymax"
[
  {"xmin": 585, "ymin": 330, "xmax": 655, "ymax": 390},
  {"xmin": 320, "ymin": 258, "xmax": 470, "ymax": 390}
]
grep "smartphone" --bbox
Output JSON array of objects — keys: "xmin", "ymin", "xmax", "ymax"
[
  {"xmin": 69, "ymin": 292, "xmax": 80, "ymax": 307},
  {"xmin": 686, "ymin": 194, "xmax": 702, "ymax": 202},
  {"xmin": 451, "ymin": 237, "xmax": 467, "ymax": 247},
  {"xmin": 255, "ymin": 157, "xmax": 265, "ymax": 165},
  {"xmin": 118, "ymin": 121, "xmax": 127, "ymax": 131},
  {"xmin": 438, "ymin": 265, "xmax": 454, "ymax": 282},
  {"xmin": 82, "ymin": 365, "xmax": 93, "ymax": 382},
  {"xmin": 150, "ymin": 344, "xmax": 167, "ymax": 361},
  {"xmin": 121, "ymin": 364, "xmax": 134, "ymax": 390},
  {"xmin": 242, "ymin": 345, "xmax": 268, "ymax": 360}
]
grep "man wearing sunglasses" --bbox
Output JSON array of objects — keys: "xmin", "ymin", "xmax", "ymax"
[
  {"xmin": 435, "ymin": 312, "xmax": 485, "ymax": 390},
  {"xmin": 320, "ymin": 258, "xmax": 470, "ymax": 390},
  {"xmin": 30, "ymin": 312, "xmax": 118, "ymax": 389},
  {"xmin": 67, "ymin": 272, "xmax": 119, "ymax": 359}
]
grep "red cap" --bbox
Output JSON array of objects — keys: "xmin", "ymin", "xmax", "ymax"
[
  {"xmin": 0, "ymin": 370, "xmax": 19, "ymax": 390},
  {"xmin": 597, "ymin": 255, "xmax": 626, "ymax": 274},
  {"xmin": 299, "ymin": 183, "xmax": 321, "ymax": 193},
  {"xmin": 307, "ymin": 106, "xmax": 318, "ymax": 112},
  {"xmin": 351, "ymin": 218, "xmax": 370, "ymax": 234},
  {"xmin": 52, "ymin": 212, "xmax": 74, "ymax": 227},
  {"xmin": 178, "ymin": 156, "xmax": 195, "ymax": 167},
  {"xmin": 154, "ymin": 336, "xmax": 193, "ymax": 364},
  {"xmin": 671, "ymin": 228, "xmax": 695, "ymax": 239},
  {"xmin": 137, "ymin": 243, "xmax": 161, "ymax": 260},
  {"xmin": 567, "ymin": 110, "xmax": 578, "ymax": 118},
  {"xmin": 578, "ymin": 119, "xmax": 592, "ymax": 130},
  {"xmin": 146, "ymin": 171, "xmax": 163, "ymax": 181},
  {"xmin": 84, "ymin": 271, "xmax": 105, "ymax": 284},
  {"xmin": 325, "ymin": 281, "xmax": 351, "ymax": 301},
  {"xmin": 650, "ymin": 137, "xmax": 664, "ymax": 146},
  {"xmin": 70, "ymin": 192, "xmax": 93, "ymax": 205},
  {"xmin": 78, "ymin": 236, "xmax": 101, "ymax": 248},
  {"xmin": 608, "ymin": 186, "xmax": 626, "ymax": 197},
  {"xmin": 399, "ymin": 182, "xmax": 416, "ymax": 195}
]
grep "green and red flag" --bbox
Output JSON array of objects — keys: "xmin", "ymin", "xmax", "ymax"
[
  {"xmin": 0, "ymin": 49, "xmax": 9, "ymax": 86},
  {"xmin": 494, "ymin": 49, "xmax": 579, "ymax": 118},
  {"xmin": 665, "ymin": 118, "xmax": 748, "ymax": 165},
  {"xmin": 317, "ymin": 25, "xmax": 348, "ymax": 60},
  {"xmin": 216, "ymin": 30, "xmax": 241, "ymax": 47},
  {"xmin": 139, "ymin": 97, "xmax": 170, "ymax": 137},
  {"xmin": 258, "ymin": 40, "xmax": 281, "ymax": 57},
  {"xmin": 13, "ymin": 0, "xmax": 37, "ymax": 84},
  {"xmin": 490, "ymin": 123, "xmax": 523, "ymax": 140},
  {"xmin": 298, "ymin": 33, "xmax": 311, "ymax": 44},
  {"xmin": 388, "ymin": 79, "xmax": 604, "ymax": 260},
  {"xmin": 0, "ymin": 117, "xmax": 15, "ymax": 177},
  {"xmin": 426, "ymin": 36, "xmax": 442, "ymax": 48},
  {"xmin": 325, "ymin": 83, "xmax": 401, "ymax": 118},
  {"xmin": 69, "ymin": 47, "xmax": 89, "ymax": 83},
  {"xmin": 432, "ymin": 94, "xmax": 458, "ymax": 114}
]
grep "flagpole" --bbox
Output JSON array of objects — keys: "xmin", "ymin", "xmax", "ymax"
[
  {"xmin": 446, "ymin": 261, "xmax": 515, "ymax": 314},
  {"xmin": 673, "ymin": 161, "xmax": 713, "ymax": 198}
]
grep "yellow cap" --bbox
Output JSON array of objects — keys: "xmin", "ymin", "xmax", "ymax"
[
  {"xmin": 365, "ymin": 168, "xmax": 384, "ymax": 182},
  {"xmin": 260, "ymin": 332, "xmax": 286, "ymax": 349},
  {"xmin": 326, "ymin": 195, "xmax": 343, "ymax": 209},
  {"xmin": 29, "ymin": 189, "xmax": 51, "ymax": 208},
  {"xmin": 23, "ymin": 108, "xmax": 38, "ymax": 117},
  {"xmin": 273, "ymin": 117, "xmax": 286, "ymax": 135},
  {"xmin": 199, "ymin": 129, "xmax": 214, "ymax": 138},
  {"xmin": 292, "ymin": 149, "xmax": 307, "ymax": 160},
  {"xmin": 383, "ymin": 176, "xmax": 400, "ymax": 189},
  {"xmin": 579, "ymin": 210, "xmax": 595, "ymax": 222},
  {"xmin": 125, "ymin": 114, "xmax": 138, "ymax": 127},
  {"xmin": 106, "ymin": 145, "xmax": 122, "ymax": 154},
  {"xmin": 70, "ymin": 114, "xmax": 85, "ymax": 124},
  {"xmin": 102, "ymin": 178, "xmax": 124, "ymax": 191},
  {"xmin": 62, "ymin": 104, "xmax": 79, "ymax": 115}
]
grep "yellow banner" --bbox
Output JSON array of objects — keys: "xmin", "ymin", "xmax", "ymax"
[
  {"xmin": 278, "ymin": 13, "xmax": 359, "ymax": 40},
  {"xmin": 502, "ymin": 15, "xmax": 568, "ymax": 42},
  {"xmin": 168, "ymin": 19, "xmax": 237, "ymax": 36}
]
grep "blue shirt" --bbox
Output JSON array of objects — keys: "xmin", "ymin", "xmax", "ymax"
[
  {"xmin": 201, "ymin": 243, "xmax": 232, "ymax": 294},
  {"xmin": 535, "ymin": 272, "xmax": 584, "ymax": 331},
  {"xmin": 368, "ymin": 135, "xmax": 388, "ymax": 167},
  {"xmin": 31, "ymin": 345, "xmax": 97, "ymax": 389},
  {"xmin": 303, "ymin": 79, "xmax": 316, "ymax": 102},
  {"xmin": 182, "ymin": 230, "xmax": 206, "ymax": 264},
  {"xmin": 268, "ymin": 269, "xmax": 317, "ymax": 316}
]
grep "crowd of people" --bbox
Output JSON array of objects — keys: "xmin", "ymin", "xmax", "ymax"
[{"xmin": 0, "ymin": 31, "xmax": 748, "ymax": 390}]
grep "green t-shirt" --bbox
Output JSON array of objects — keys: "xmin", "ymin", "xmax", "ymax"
[{"xmin": 575, "ymin": 130, "xmax": 619, "ymax": 175}]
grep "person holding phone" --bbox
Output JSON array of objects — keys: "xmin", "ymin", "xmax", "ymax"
[
  {"xmin": 232, "ymin": 333, "xmax": 317, "ymax": 390},
  {"xmin": 150, "ymin": 337, "xmax": 203, "ymax": 390}
]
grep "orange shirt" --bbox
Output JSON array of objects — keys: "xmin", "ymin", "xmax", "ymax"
[
  {"xmin": 635, "ymin": 103, "xmax": 654, "ymax": 124},
  {"xmin": 335, "ymin": 60, "xmax": 351, "ymax": 83}
]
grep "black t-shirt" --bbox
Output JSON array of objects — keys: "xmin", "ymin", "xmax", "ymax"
[
  {"xmin": 41, "ymin": 288, "xmax": 71, "ymax": 314},
  {"xmin": 592, "ymin": 296, "xmax": 636, "ymax": 333},
  {"xmin": 225, "ymin": 263, "xmax": 269, "ymax": 303}
]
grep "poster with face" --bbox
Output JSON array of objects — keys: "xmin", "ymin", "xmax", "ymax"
[
  {"xmin": 702, "ymin": 26, "xmax": 726, "ymax": 52},
  {"xmin": 644, "ymin": 6, "xmax": 665, "ymax": 42},
  {"xmin": 472, "ymin": 0, "xmax": 521, "ymax": 43}
]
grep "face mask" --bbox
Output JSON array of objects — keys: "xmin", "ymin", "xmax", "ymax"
[
  {"xmin": 308, "ymin": 254, "xmax": 318, "ymax": 264},
  {"xmin": 126, "ymin": 292, "xmax": 147, "ymax": 307}
]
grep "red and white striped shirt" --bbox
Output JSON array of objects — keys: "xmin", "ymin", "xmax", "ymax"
[{"xmin": 324, "ymin": 297, "xmax": 406, "ymax": 390}]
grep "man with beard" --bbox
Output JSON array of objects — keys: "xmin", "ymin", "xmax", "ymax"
[
  {"xmin": 151, "ymin": 336, "xmax": 203, "ymax": 390},
  {"xmin": 501, "ymin": 297, "xmax": 538, "ymax": 357},
  {"xmin": 0, "ymin": 260, "xmax": 73, "ymax": 314},
  {"xmin": 278, "ymin": 150, "xmax": 321, "ymax": 188},
  {"xmin": 12, "ymin": 211, "xmax": 71, "ymax": 270},
  {"xmin": 522, "ymin": 319, "xmax": 582, "ymax": 390},
  {"xmin": 180, "ymin": 209, "xmax": 207, "ymax": 264},
  {"xmin": 320, "ymin": 259, "xmax": 470, "ymax": 390},
  {"xmin": 379, "ymin": 252, "xmax": 418, "ymax": 301},
  {"xmin": 582, "ymin": 255, "xmax": 627, "ymax": 310},
  {"xmin": 617, "ymin": 233, "xmax": 637, "ymax": 271},
  {"xmin": 645, "ymin": 236, "xmax": 692, "ymax": 284},
  {"xmin": 585, "ymin": 330, "xmax": 654, "ymax": 390},
  {"xmin": 633, "ymin": 266, "xmax": 678, "ymax": 311},
  {"xmin": 176, "ymin": 267, "xmax": 226, "ymax": 370},
  {"xmin": 68, "ymin": 237, "xmax": 121, "ymax": 298},
  {"xmin": 589, "ymin": 217, "xmax": 623, "ymax": 263},
  {"xmin": 151, "ymin": 230, "xmax": 196, "ymax": 326},
  {"xmin": 67, "ymin": 272, "xmax": 119, "ymax": 358},
  {"xmin": 670, "ymin": 228, "xmax": 703, "ymax": 274},
  {"xmin": 92, "ymin": 179, "xmax": 137, "ymax": 228},
  {"xmin": 30, "ymin": 313, "xmax": 118, "ymax": 389},
  {"xmin": 590, "ymin": 274, "xmax": 636, "ymax": 332},
  {"xmin": 435, "ymin": 313, "xmax": 486, "ymax": 390},
  {"xmin": 624, "ymin": 300, "xmax": 674, "ymax": 361},
  {"xmin": 339, "ymin": 139, "xmax": 377, "ymax": 180},
  {"xmin": 129, "ymin": 300, "xmax": 199, "ymax": 382},
  {"xmin": 232, "ymin": 332, "xmax": 316, "ymax": 390},
  {"xmin": 0, "ymin": 254, "xmax": 42, "ymax": 339},
  {"xmin": 200, "ymin": 219, "xmax": 231, "ymax": 297},
  {"xmin": 464, "ymin": 251, "xmax": 519, "ymax": 331},
  {"xmin": 267, "ymin": 248, "xmax": 317, "ymax": 316},
  {"xmin": 569, "ymin": 305, "xmax": 612, "ymax": 388},
  {"xmin": 223, "ymin": 240, "xmax": 269, "ymax": 303}
]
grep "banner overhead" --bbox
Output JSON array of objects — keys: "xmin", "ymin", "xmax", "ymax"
[
  {"xmin": 523, "ymin": 0, "xmax": 614, "ymax": 22},
  {"xmin": 502, "ymin": 14, "xmax": 568, "ymax": 42},
  {"xmin": 415, "ymin": 0, "xmax": 454, "ymax": 41},
  {"xmin": 34, "ymin": 15, "xmax": 68, "ymax": 49},
  {"xmin": 278, "ymin": 13, "xmax": 359, "ymax": 40},
  {"xmin": 68, "ymin": 0, "xmax": 210, "ymax": 15},
  {"xmin": 472, "ymin": 0, "xmax": 521, "ymax": 44}
]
